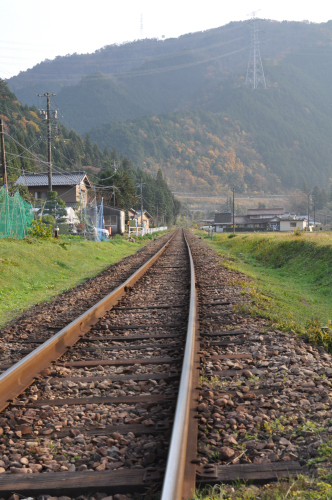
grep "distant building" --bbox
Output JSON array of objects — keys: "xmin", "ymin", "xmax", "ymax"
[
  {"xmin": 279, "ymin": 218, "xmax": 307, "ymax": 232},
  {"xmin": 213, "ymin": 208, "xmax": 285, "ymax": 232},
  {"xmin": 128, "ymin": 209, "xmax": 152, "ymax": 229},
  {"xmin": 16, "ymin": 171, "xmax": 91, "ymax": 208},
  {"xmin": 102, "ymin": 206, "xmax": 126, "ymax": 235}
]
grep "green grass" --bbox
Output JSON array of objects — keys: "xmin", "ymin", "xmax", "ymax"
[
  {"xmin": 195, "ymin": 230, "xmax": 332, "ymax": 349},
  {"xmin": 0, "ymin": 233, "xmax": 161, "ymax": 326},
  {"xmin": 192, "ymin": 475, "xmax": 332, "ymax": 499}
]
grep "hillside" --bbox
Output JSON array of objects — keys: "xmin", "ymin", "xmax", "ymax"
[
  {"xmin": 89, "ymin": 110, "xmax": 278, "ymax": 194},
  {"xmin": 0, "ymin": 78, "xmax": 109, "ymax": 183},
  {"xmin": 6, "ymin": 20, "xmax": 332, "ymax": 193},
  {"xmin": 0, "ymin": 79, "xmax": 180, "ymax": 223}
]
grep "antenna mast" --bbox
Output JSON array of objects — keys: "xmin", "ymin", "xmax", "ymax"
[{"xmin": 245, "ymin": 13, "xmax": 266, "ymax": 90}]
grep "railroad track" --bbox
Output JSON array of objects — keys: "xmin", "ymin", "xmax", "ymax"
[
  {"xmin": 0, "ymin": 229, "xmax": 199, "ymax": 500},
  {"xmin": 0, "ymin": 228, "xmax": 322, "ymax": 499}
]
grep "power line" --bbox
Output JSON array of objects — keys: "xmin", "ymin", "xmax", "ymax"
[
  {"xmin": 3, "ymin": 129, "xmax": 126, "ymax": 195},
  {"xmin": 3, "ymin": 131, "xmax": 49, "ymax": 166}
]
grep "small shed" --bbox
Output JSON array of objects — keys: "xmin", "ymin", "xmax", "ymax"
[{"xmin": 102, "ymin": 206, "xmax": 125, "ymax": 235}]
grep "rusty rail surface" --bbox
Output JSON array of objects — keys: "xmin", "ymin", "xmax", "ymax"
[
  {"xmin": 160, "ymin": 231, "xmax": 198, "ymax": 500},
  {"xmin": 0, "ymin": 231, "xmax": 177, "ymax": 412}
]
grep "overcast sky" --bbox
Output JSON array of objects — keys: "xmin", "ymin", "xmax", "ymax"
[{"xmin": 1, "ymin": 0, "xmax": 331, "ymax": 80}]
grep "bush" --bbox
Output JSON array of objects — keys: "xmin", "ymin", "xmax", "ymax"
[
  {"xmin": 27, "ymin": 220, "xmax": 53, "ymax": 239},
  {"xmin": 293, "ymin": 227, "xmax": 303, "ymax": 237},
  {"xmin": 41, "ymin": 215, "xmax": 55, "ymax": 225}
]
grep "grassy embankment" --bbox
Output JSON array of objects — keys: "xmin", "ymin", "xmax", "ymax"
[
  {"xmin": 0, "ymin": 233, "xmax": 162, "ymax": 327},
  {"xmin": 196, "ymin": 230, "xmax": 332, "ymax": 349}
]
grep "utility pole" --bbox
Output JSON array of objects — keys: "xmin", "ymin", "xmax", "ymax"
[
  {"xmin": 110, "ymin": 185, "xmax": 119, "ymax": 207},
  {"xmin": 140, "ymin": 177, "xmax": 144, "ymax": 229},
  {"xmin": 0, "ymin": 119, "xmax": 8, "ymax": 192},
  {"xmin": 156, "ymin": 204, "xmax": 159, "ymax": 227},
  {"xmin": 37, "ymin": 92, "xmax": 56, "ymax": 193},
  {"xmin": 307, "ymin": 192, "xmax": 310, "ymax": 230},
  {"xmin": 246, "ymin": 13, "xmax": 266, "ymax": 90},
  {"xmin": 232, "ymin": 187, "xmax": 235, "ymax": 234}
]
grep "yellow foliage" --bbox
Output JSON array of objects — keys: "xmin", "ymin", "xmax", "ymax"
[
  {"xmin": 18, "ymin": 120, "xmax": 27, "ymax": 131},
  {"xmin": 29, "ymin": 111, "xmax": 39, "ymax": 120},
  {"xmin": 27, "ymin": 120, "xmax": 40, "ymax": 132}
]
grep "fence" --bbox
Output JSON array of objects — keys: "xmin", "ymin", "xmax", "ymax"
[
  {"xmin": 128, "ymin": 226, "xmax": 167, "ymax": 236},
  {"xmin": 0, "ymin": 188, "xmax": 34, "ymax": 239}
]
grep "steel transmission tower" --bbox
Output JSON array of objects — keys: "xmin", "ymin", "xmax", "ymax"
[{"xmin": 245, "ymin": 14, "xmax": 266, "ymax": 90}]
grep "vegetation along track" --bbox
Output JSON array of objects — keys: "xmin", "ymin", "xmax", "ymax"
[{"xmin": 0, "ymin": 230, "xmax": 332, "ymax": 499}]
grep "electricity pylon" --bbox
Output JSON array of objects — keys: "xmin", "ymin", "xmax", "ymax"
[{"xmin": 245, "ymin": 13, "xmax": 266, "ymax": 90}]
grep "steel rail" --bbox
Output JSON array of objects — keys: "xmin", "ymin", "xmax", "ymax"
[
  {"xmin": 160, "ymin": 231, "xmax": 198, "ymax": 500},
  {"xmin": 0, "ymin": 231, "xmax": 177, "ymax": 412}
]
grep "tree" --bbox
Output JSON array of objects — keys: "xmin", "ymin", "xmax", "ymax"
[{"xmin": 42, "ymin": 191, "xmax": 67, "ymax": 223}]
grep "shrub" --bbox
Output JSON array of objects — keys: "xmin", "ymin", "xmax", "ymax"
[
  {"xmin": 293, "ymin": 227, "xmax": 303, "ymax": 237},
  {"xmin": 41, "ymin": 215, "xmax": 55, "ymax": 225},
  {"xmin": 27, "ymin": 220, "xmax": 53, "ymax": 239}
]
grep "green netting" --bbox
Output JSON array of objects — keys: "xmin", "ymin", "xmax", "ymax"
[{"xmin": 0, "ymin": 187, "xmax": 34, "ymax": 238}]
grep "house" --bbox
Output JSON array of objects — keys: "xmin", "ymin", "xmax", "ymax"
[
  {"xmin": 213, "ymin": 212, "xmax": 232, "ymax": 233},
  {"xmin": 16, "ymin": 171, "xmax": 91, "ymax": 208},
  {"xmin": 279, "ymin": 218, "xmax": 307, "ymax": 232},
  {"xmin": 102, "ymin": 205, "xmax": 126, "ymax": 235},
  {"xmin": 128, "ymin": 209, "xmax": 152, "ymax": 229},
  {"xmin": 213, "ymin": 208, "xmax": 285, "ymax": 232}
]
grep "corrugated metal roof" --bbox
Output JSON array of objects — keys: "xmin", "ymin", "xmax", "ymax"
[{"xmin": 16, "ymin": 171, "xmax": 90, "ymax": 187}]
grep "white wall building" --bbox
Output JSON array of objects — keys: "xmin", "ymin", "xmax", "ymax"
[{"xmin": 279, "ymin": 218, "xmax": 307, "ymax": 232}]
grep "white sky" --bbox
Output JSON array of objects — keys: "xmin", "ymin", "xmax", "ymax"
[{"xmin": 1, "ymin": 0, "xmax": 331, "ymax": 80}]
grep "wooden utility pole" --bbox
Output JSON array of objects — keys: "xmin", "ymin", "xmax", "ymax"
[
  {"xmin": 37, "ymin": 92, "xmax": 56, "ymax": 193},
  {"xmin": 0, "ymin": 119, "xmax": 8, "ymax": 192},
  {"xmin": 110, "ymin": 185, "xmax": 119, "ymax": 208},
  {"xmin": 232, "ymin": 187, "xmax": 235, "ymax": 234},
  {"xmin": 140, "ymin": 177, "xmax": 144, "ymax": 229}
]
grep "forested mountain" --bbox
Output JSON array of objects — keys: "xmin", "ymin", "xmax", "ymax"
[
  {"xmin": 6, "ymin": 20, "xmax": 332, "ymax": 193},
  {"xmin": 0, "ymin": 79, "xmax": 180, "ymax": 223},
  {"xmin": 89, "ymin": 110, "xmax": 279, "ymax": 194}
]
